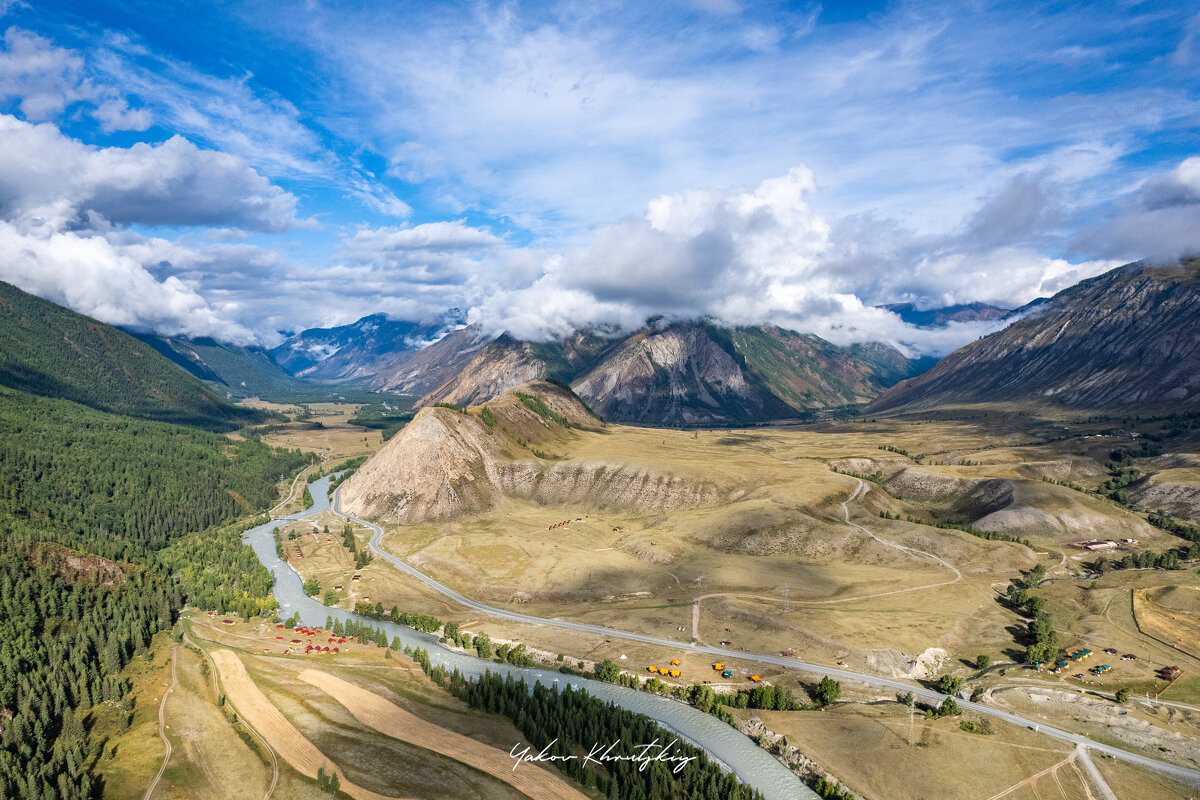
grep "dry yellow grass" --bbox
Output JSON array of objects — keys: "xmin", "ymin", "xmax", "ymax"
[
  {"xmin": 255, "ymin": 402, "xmax": 386, "ymax": 463},
  {"xmin": 150, "ymin": 643, "xmax": 271, "ymax": 800},
  {"xmin": 91, "ymin": 634, "xmax": 178, "ymax": 799},
  {"xmin": 210, "ymin": 649, "xmax": 404, "ymax": 800},
  {"xmin": 298, "ymin": 669, "xmax": 591, "ymax": 800},
  {"xmin": 1135, "ymin": 587, "xmax": 1200, "ymax": 661},
  {"xmin": 749, "ymin": 703, "xmax": 1080, "ymax": 800}
]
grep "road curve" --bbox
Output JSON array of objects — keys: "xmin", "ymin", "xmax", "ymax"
[{"xmin": 329, "ymin": 483, "xmax": 1200, "ymax": 788}]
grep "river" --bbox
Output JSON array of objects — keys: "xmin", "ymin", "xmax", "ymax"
[{"xmin": 245, "ymin": 473, "xmax": 818, "ymax": 800}]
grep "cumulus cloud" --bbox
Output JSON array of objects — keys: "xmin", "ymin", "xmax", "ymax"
[
  {"xmin": 0, "ymin": 116, "xmax": 311, "ymax": 344},
  {"xmin": 468, "ymin": 166, "xmax": 1120, "ymax": 356},
  {"xmin": 1072, "ymin": 156, "xmax": 1200, "ymax": 261},
  {"xmin": 0, "ymin": 115, "xmax": 307, "ymax": 232},
  {"xmin": 0, "ymin": 221, "xmax": 258, "ymax": 344}
]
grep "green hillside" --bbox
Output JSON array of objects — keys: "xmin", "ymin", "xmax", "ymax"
[
  {"xmin": 0, "ymin": 281, "xmax": 262, "ymax": 430},
  {"xmin": 0, "ymin": 384, "xmax": 309, "ymax": 799}
]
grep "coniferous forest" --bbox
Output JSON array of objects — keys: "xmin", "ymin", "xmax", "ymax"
[
  {"xmin": 0, "ymin": 385, "xmax": 306, "ymax": 799},
  {"xmin": 451, "ymin": 670, "xmax": 765, "ymax": 800}
]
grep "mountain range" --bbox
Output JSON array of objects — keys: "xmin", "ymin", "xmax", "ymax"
[
  {"xmin": 269, "ymin": 311, "xmax": 462, "ymax": 382},
  {"xmin": 304, "ymin": 319, "xmax": 927, "ymax": 425},
  {"xmin": 880, "ymin": 301, "xmax": 1011, "ymax": 328},
  {"xmin": 872, "ymin": 259, "xmax": 1200, "ymax": 413},
  {"xmin": 6, "ymin": 258, "xmax": 1190, "ymax": 428}
]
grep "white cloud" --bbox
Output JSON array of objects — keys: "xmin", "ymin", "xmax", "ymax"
[
  {"xmin": 469, "ymin": 166, "xmax": 1120, "ymax": 355},
  {"xmin": 339, "ymin": 221, "xmax": 503, "ymax": 286},
  {"xmin": 0, "ymin": 27, "xmax": 150, "ymax": 130},
  {"xmin": 1064, "ymin": 156, "xmax": 1200, "ymax": 262},
  {"xmin": 0, "ymin": 221, "xmax": 258, "ymax": 344},
  {"xmin": 0, "ymin": 115, "xmax": 307, "ymax": 232}
]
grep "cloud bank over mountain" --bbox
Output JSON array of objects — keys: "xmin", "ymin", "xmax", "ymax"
[{"xmin": 0, "ymin": 2, "xmax": 1196, "ymax": 352}]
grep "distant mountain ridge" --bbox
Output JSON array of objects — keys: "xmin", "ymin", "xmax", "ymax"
[
  {"xmin": 872, "ymin": 259, "xmax": 1200, "ymax": 413},
  {"xmin": 407, "ymin": 320, "xmax": 927, "ymax": 425},
  {"xmin": 131, "ymin": 333, "xmax": 317, "ymax": 399},
  {"xmin": 270, "ymin": 311, "xmax": 462, "ymax": 382},
  {"xmin": 881, "ymin": 301, "xmax": 1011, "ymax": 328}
]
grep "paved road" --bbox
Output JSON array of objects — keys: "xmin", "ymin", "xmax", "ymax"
[{"xmin": 330, "ymin": 485, "xmax": 1200, "ymax": 788}]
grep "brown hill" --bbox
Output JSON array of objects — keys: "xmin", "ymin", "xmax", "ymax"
[{"xmin": 337, "ymin": 380, "xmax": 724, "ymax": 524}]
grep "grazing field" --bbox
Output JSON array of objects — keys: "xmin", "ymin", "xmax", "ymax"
[
  {"xmin": 148, "ymin": 642, "xmax": 272, "ymax": 800},
  {"xmin": 243, "ymin": 401, "xmax": 387, "ymax": 464},
  {"xmin": 373, "ymin": 410, "xmax": 1178, "ymax": 677},
  {"xmin": 298, "ymin": 669, "xmax": 590, "ymax": 800},
  {"xmin": 1135, "ymin": 586, "xmax": 1200, "ymax": 661},
  {"xmin": 332, "ymin": 401, "xmax": 1200, "ymax": 797},
  {"xmin": 210, "ymin": 649, "xmax": 398, "ymax": 800},
  {"xmin": 90, "ymin": 634, "xmax": 177, "ymax": 799},
  {"xmin": 746, "ymin": 702, "xmax": 1076, "ymax": 800}
]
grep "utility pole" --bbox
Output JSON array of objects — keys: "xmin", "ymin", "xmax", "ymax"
[{"xmin": 782, "ymin": 583, "xmax": 790, "ymax": 613}]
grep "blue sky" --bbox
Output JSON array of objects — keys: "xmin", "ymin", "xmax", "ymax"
[{"xmin": 0, "ymin": 0, "xmax": 1197, "ymax": 353}]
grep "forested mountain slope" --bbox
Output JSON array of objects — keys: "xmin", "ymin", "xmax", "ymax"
[
  {"xmin": 0, "ymin": 281, "xmax": 313, "ymax": 799},
  {"xmin": 0, "ymin": 281, "xmax": 262, "ymax": 430},
  {"xmin": 0, "ymin": 385, "xmax": 308, "ymax": 799}
]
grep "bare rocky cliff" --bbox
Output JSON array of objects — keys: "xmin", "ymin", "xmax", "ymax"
[
  {"xmin": 338, "ymin": 380, "xmax": 724, "ymax": 523},
  {"xmin": 377, "ymin": 320, "xmax": 919, "ymax": 426}
]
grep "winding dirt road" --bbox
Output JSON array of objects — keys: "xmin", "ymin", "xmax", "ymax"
[
  {"xmin": 142, "ymin": 645, "xmax": 177, "ymax": 800},
  {"xmin": 184, "ymin": 631, "xmax": 280, "ymax": 800}
]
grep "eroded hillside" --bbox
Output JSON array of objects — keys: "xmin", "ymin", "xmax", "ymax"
[{"xmin": 339, "ymin": 380, "xmax": 728, "ymax": 523}]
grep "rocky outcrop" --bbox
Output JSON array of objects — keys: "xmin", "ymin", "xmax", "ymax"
[
  {"xmin": 1128, "ymin": 480, "xmax": 1200, "ymax": 522},
  {"xmin": 571, "ymin": 324, "xmax": 795, "ymax": 425},
  {"xmin": 872, "ymin": 260, "xmax": 1200, "ymax": 413},
  {"xmin": 371, "ymin": 324, "xmax": 496, "ymax": 396},
  {"xmin": 419, "ymin": 335, "xmax": 550, "ymax": 407}
]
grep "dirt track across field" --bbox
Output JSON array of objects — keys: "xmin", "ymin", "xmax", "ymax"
[
  {"xmin": 143, "ymin": 645, "xmax": 177, "ymax": 800},
  {"xmin": 210, "ymin": 650, "xmax": 403, "ymax": 800},
  {"xmin": 298, "ymin": 668, "xmax": 591, "ymax": 800}
]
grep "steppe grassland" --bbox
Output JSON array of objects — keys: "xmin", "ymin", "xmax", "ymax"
[
  {"xmin": 247, "ymin": 400, "xmax": 387, "ymax": 462},
  {"xmin": 748, "ymin": 702, "xmax": 1197, "ymax": 800},
  {"xmin": 283, "ymin": 510, "xmax": 472, "ymax": 621},
  {"xmin": 376, "ymin": 414, "xmax": 1060, "ymax": 664}
]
